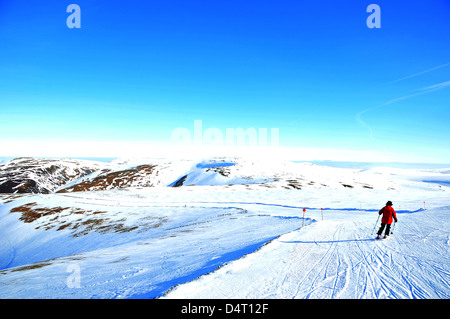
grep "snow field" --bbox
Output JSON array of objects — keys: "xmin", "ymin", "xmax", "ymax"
[
  {"xmin": 0, "ymin": 190, "xmax": 308, "ymax": 298},
  {"xmin": 0, "ymin": 161, "xmax": 449, "ymax": 299},
  {"xmin": 164, "ymin": 206, "xmax": 450, "ymax": 299}
]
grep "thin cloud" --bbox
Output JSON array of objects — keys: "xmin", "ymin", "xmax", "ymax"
[
  {"xmin": 420, "ymin": 80, "xmax": 450, "ymax": 92},
  {"xmin": 356, "ymin": 79, "xmax": 450, "ymax": 138},
  {"xmin": 386, "ymin": 62, "xmax": 450, "ymax": 85}
]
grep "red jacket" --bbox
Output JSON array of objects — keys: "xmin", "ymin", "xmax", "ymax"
[{"xmin": 379, "ymin": 205, "xmax": 397, "ymax": 224}]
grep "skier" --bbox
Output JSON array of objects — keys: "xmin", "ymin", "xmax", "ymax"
[{"xmin": 376, "ymin": 201, "xmax": 398, "ymax": 239}]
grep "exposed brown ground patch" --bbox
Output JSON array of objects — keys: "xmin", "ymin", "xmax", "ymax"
[
  {"xmin": 10, "ymin": 203, "xmax": 70, "ymax": 223},
  {"xmin": 9, "ymin": 202, "xmax": 166, "ymax": 237}
]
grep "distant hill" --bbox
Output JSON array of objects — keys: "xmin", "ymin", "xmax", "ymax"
[
  {"xmin": 0, "ymin": 156, "xmax": 394, "ymax": 194},
  {"xmin": 0, "ymin": 157, "xmax": 103, "ymax": 194}
]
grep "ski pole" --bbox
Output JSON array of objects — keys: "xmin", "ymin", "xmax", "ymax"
[
  {"xmin": 391, "ymin": 221, "xmax": 397, "ymax": 234},
  {"xmin": 371, "ymin": 214, "xmax": 380, "ymax": 236}
]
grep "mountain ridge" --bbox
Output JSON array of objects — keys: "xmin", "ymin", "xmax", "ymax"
[
  {"xmin": 0, "ymin": 157, "xmax": 103, "ymax": 194},
  {"xmin": 0, "ymin": 156, "xmax": 398, "ymax": 194}
]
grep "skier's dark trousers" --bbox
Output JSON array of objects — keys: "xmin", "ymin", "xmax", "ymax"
[{"xmin": 377, "ymin": 201, "xmax": 398, "ymax": 238}]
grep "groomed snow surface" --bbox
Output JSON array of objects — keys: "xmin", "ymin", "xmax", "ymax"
[{"xmin": 0, "ymin": 160, "xmax": 449, "ymax": 299}]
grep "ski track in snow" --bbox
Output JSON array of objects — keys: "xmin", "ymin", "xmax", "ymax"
[{"xmin": 163, "ymin": 202, "xmax": 450, "ymax": 299}]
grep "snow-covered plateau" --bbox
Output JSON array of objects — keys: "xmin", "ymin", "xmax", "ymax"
[{"xmin": 0, "ymin": 157, "xmax": 449, "ymax": 299}]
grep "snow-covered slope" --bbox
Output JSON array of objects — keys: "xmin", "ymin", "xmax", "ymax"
[
  {"xmin": 164, "ymin": 205, "xmax": 450, "ymax": 299},
  {"xmin": 0, "ymin": 157, "xmax": 449, "ymax": 299}
]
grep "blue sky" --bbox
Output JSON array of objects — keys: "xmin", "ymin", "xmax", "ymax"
[{"xmin": 0, "ymin": 0, "xmax": 449, "ymax": 162}]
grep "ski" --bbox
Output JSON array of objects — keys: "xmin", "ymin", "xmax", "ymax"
[{"xmin": 375, "ymin": 235, "xmax": 391, "ymax": 240}]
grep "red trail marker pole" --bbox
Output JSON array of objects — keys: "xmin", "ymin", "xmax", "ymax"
[{"xmin": 302, "ymin": 208, "xmax": 306, "ymax": 227}]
